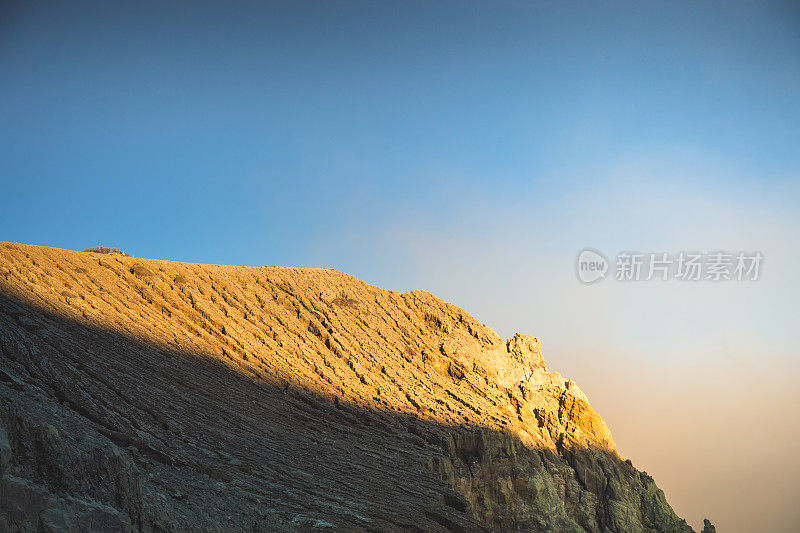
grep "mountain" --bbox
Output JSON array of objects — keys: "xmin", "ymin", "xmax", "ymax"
[{"xmin": 0, "ymin": 242, "xmax": 705, "ymax": 532}]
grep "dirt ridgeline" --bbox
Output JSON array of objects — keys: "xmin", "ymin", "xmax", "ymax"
[{"xmin": 0, "ymin": 242, "xmax": 704, "ymax": 532}]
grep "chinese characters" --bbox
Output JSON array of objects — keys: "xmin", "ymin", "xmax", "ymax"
[{"xmin": 613, "ymin": 251, "xmax": 762, "ymax": 281}]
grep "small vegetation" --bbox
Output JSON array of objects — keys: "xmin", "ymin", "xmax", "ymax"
[
  {"xmin": 424, "ymin": 313, "xmax": 443, "ymax": 330},
  {"xmin": 130, "ymin": 264, "xmax": 154, "ymax": 277},
  {"xmin": 332, "ymin": 291, "xmax": 357, "ymax": 309},
  {"xmin": 173, "ymin": 274, "xmax": 187, "ymax": 284},
  {"xmin": 83, "ymin": 246, "xmax": 130, "ymax": 256}
]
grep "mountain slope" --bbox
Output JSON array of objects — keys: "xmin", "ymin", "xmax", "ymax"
[{"xmin": 0, "ymin": 242, "xmax": 699, "ymax": 531}]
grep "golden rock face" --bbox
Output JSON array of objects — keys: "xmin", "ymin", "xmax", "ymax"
[
  {"xmin": 0, "ymin": 243, "xmax": 609, "ymax": 446},
  {"xmin": 0, "ymin": 242, "xmax": 698, "ymax": 532}
]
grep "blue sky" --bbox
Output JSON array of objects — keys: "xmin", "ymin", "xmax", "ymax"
[
  {"xmin": 2, "ymin": 1, "xmax": 798, "ymax": 268},
  {"xmin": 3, "ymin": 0, "xmax": 799, "ymax": 355},
  {"xmin": 2, "ymin": 3, "xmax": 800, "ymax": 529}
]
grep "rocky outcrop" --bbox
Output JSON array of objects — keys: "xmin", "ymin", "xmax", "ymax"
[{"xmin": 0, "ymin": 242, "xmax": 709, "ymax": 531}]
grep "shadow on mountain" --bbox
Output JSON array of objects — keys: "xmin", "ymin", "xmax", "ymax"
[{"xmin": 0, "ymin": 291, "xmax": 696, "ymax": 532}]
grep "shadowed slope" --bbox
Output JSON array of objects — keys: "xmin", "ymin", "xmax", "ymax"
[{"xmin": 0, "ymin": 243, "xmax": 698, "ymax": 531}]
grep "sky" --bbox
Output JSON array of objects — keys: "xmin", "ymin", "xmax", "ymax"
[{"xmin": 2, "ymin": 2, "xmax": 800, "ymax": 531}]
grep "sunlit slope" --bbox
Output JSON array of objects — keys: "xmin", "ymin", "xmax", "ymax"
[{"xmin": 0, "ymin": 242, "xmax": 697, "ymax": 532}]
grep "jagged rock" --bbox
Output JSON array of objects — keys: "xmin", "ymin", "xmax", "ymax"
[
  {"xmin": 507, "ymin": 333, "xmax": 545, "ymax": 370},
  {"xmin": 0, "ymin": 242, "xmax": 698, "ymax": 531}
]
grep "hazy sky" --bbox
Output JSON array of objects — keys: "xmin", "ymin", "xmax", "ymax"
[{"xmin": 2, "ymin": 2, "xmax": 800, "ymax": 531}]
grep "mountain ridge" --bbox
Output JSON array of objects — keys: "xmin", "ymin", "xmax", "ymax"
[{"xmin": 0, "ymin": 242, "xmax": 705, "ymax": 531}]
